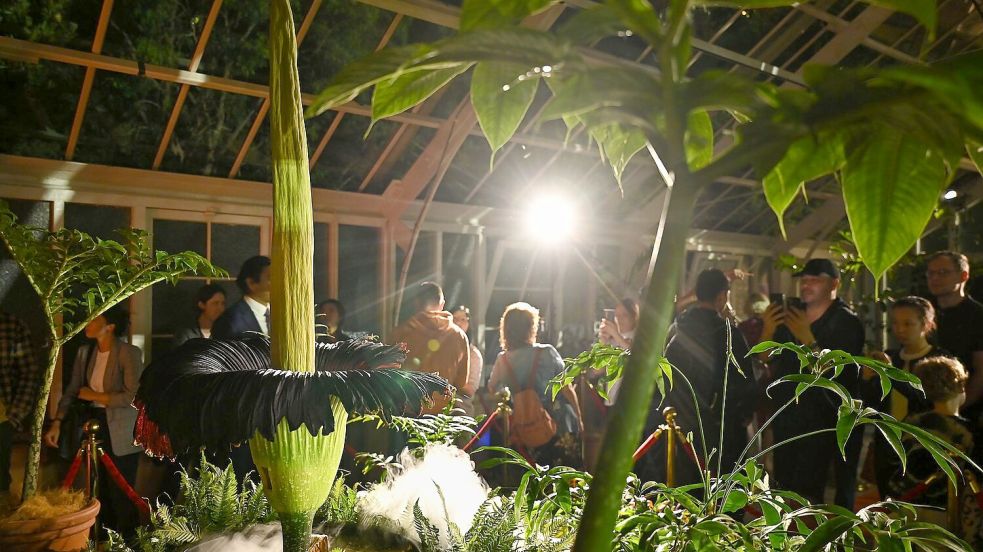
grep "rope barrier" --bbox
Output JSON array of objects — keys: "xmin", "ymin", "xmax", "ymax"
[
  {"xmin": 61, "ymin": 449, "xmax": 84, "ymax": 490},
  {"xmin": 463, "ymin": 409, "xmax": 500, "ymax": 452},
  {"xmin": 99, "ymin": 449, "xmax": 150, "ymax": 517},
  {"xmin": 633, "ymin": 428, "xmax": 664, "ymax": 462}
]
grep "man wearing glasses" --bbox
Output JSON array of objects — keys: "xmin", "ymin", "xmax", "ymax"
[{"xmin": 925, "ymin": 251, "xmax": 983, "ymax": 409}]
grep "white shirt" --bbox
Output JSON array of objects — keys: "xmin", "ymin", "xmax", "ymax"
[
  {"xmin": 244, "ymin": 295, "xmax": 270, "ymax": 335},
  {"xmin": 89, "ymin": 349, "xmax": 110, "ymax": 408}
]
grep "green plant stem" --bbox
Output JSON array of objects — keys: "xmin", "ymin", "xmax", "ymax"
[
  {"xmin": 573, "ymin": 179, "xmax": 699, "ymax": 552},
  {"xmin": 280, "ymin": 511, "xmax": 314, "ymax": 552},
  {"xmin": 22, "ymin": 340, "xmax": 61, "ymax": 500},
  {"xmin": 744, "ymin": 429, "xmax": 835, "ymax": 466}
]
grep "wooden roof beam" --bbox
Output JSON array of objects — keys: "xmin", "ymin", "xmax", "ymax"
[
  {"xmin": 227, "ymin": 0, "xmax": 324, "ymax": 178},
  {"xmin": 0, "ymin": 36, "xmax": 591, "ymax": 156},
  {"xmin": 311, "ymin": 13, "xmax": 405, "ymax": 175},
  {"xmin": 152, "ymin": 0, "xmax": 223, "ymax": 169},
  {"xmin": 64, "ymin": 0, "xmax": 114, "ymax": 161}
]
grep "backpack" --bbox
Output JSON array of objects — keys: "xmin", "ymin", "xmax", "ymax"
[{"xmin": 502, "ymin": 348, "xmax": 557, "ymax": 448}]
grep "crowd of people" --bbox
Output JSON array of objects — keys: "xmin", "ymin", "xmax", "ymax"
[{"xmin": 0, "ymin": 249, "xmax": 981, "ymax": 540}]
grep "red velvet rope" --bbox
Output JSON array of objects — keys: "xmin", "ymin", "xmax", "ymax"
[
  {"xmin": 633, "ymin": 430, "xmax": 663, "ymax": 463},
  {"xmin": 61, "ymin": 450, "xmax": 84, "ymax": 490},
  {"xmin": 98, "ymin": 449, "xmax": 150, "ymax": 516},
  {"xmin": 898, "ymin": 482, "xmax": 930, "ymax": 502},
  {"xmin": 344, "ymin": 444, "xmax": 359, "ymax": 458},
  {"xmin": 463, "ymin": 409, "xmax": 500, "ymax": 452}
]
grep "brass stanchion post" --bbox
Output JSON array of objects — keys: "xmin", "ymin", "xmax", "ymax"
[
  {"xmin": 83, "ymin": 418, "xmax": 102, "ymax": 542},
  {"xmin": 496, "ymin": 388, "xmax": 513, "ymax": 482},
  {"xmin": 664, "ymin": 407, "xmax": 677, "ymax": 488}
]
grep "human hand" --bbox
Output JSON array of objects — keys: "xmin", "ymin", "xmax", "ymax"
[
  {"xmin": 78, "ymin": 386, "xmax": 98, "ymax": 402},
  {"xmin": 43, "ymin": 423, "xmax": 60, "ymax": 448},
  {"xmin": 725, "ymin": 268, "xmax": 753, "ymax": 281},
  {"xmin": 760, "ymin": 303, "xmax": 784, "ymax": 341},
  {"xmin": 783, "ymin": 307, "xmax": 815, "ymax": 346},
  {"xmin": 599, "ymin": 318, "xmax": 621, "ymax": 343}
]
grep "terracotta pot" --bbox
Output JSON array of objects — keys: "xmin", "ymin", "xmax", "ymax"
[{"xmin": 0, "ymin": 499, "xmax": 100, "ymax": 552}]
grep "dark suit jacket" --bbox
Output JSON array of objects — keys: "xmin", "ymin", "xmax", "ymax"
[{"xmin": 212, "ymin": 299, "xmax": 262, "ymax": 339}]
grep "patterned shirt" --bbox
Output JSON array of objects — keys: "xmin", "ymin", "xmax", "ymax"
[{"xmin": 0, "ymin": 312, "xmax": 39, "ymax": 430}]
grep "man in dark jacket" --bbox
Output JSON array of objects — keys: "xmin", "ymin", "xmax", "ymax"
[
  {"xmin": 759, "ymin": 258, "xmax": 865, "ymax": 509},
  {"xmin": 638, "ymin": 269, "xmax": 755, "ymax": 487},
  {"xmin": 213, "ymin": 255, "xmax": 271, "ymax": 339}
]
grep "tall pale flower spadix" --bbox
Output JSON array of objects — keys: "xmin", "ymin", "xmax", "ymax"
[{"xmin": 133, "ymin": 2, "xmax": 451, "ymax": 550}]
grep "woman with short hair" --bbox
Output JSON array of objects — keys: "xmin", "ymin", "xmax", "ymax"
[{"xmin": 172, "ymin": 284, "xmax": 226, "ymax": 348}]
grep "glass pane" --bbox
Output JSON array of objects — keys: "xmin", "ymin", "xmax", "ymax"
[
  {"xmin": 442, "ymin": 233, "xmax": 476, "ymax": 312},
  {"xmin": 64, "ymin": 203, "xmax": 130, "ymax": 241},
  {"xmin": 211, "ymin": 223, "xmax": 261, "ymax": 275},
  {"xmin": 338, "ymin": 225, "xmax": 380, "ymax": 336},
  {"xmin": 152, "ymin": 219, "xmax": 206, "ymax": 257},
  {"xmin": 0, "ymin": 199, "xmax": 51, "ymax": 354},
  {"xmin": 151, "ymin": 279, "xmax": 205, "ymax": 335},
  {"xmin": 394, "ymin": 231, "xmax": 436, "ymax": 325},
  {"xmin": 314, "ymin": 223, "xmax": 330, "ymax": 302}
]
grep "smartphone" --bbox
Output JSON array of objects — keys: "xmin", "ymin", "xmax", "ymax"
[
  {"xmin": 769, "ymin": 293, "xmax": 785, "ymax": 307},
  {"xmin": 603, "ymin": 308, "xmax": 616, "ymax": 321},
  {"xmin": 786, "ymin": 297, "xmax": 806, "ymax": 311}
]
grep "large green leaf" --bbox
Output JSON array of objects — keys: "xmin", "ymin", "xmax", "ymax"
[
  {"xmin": 470, "ymin": 61, "xmax": 540, "ymax": 156},
  {"xmin": 606, "ymin": 0, "xmax": 663, "ymax": 45},
  {"xmin": 371, "ymin": 64, "xmax": 471, "ymax": 125},
  {"xmin": 842, "ymin": 130, "xmax": 949, "ymax": 279},
  {"xmin": 684, "ymin": 110, "xmax": 713, "ymax": 171},
  {"xmin": 539, "ymin": 68, "xmax": 661, "ymax": 126},
  {"xmin": 763, "ymin": 133, "xmax": 844, "ymax": 238},
  {"xmin": 556, "ymin": 4, "xmax": 628, "ymax": 46},
  {"xmin": 307, "ymin": 44, "xmax": 443, "ymax": 117},
  {"xmin": 434, "ymin": 28, "xmax": 571, "ymax": 68},
  {"xmin": 588, "ymin": 122, "xmax": 649, "ymax": 185},
  {"xmin": 460, "ymin": 0, "xmax": 557, "ymax": 31}
]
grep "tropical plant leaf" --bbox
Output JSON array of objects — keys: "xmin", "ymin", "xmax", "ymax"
[
  {"xmin": 134, "ymin": 335, "xmax": 449, "ymax": 457},
  {"xmin": 306, "ymin": 43, "xmax": 444, "ymax": 117},
  {"xmin": 685, "ymin": 109, "xmax": 714, "ymax": 171},
  {"xmin": 460, "ymin": 0, "xmax": 557, "ymax": 31},
  {"xmin": 763, "ymin": 132, "xmax": 844, "ymax": 238},
  {"xmin": 471, "ymin": 61, "xmax": 540, "ymax": 155},
  {"xmin": 842, "ymin": 129, "xmax": 950, "ymax": 279},
  {"xmin": 835, "ymin": 404, "xmax": 860, "ymax": 460},
  {"xmin": 556, "ymin": 4, "xmax": 629, "ymax": 46},
  {"xmin": 606, "ymin": 0, "xmax": 663, "ymax": 45},
  {"xmin": 588, "ymin": 122, "xmax": 649, "ymax": 185},
  {"xmin": 372, "ymin": 64, "xmax": 472, "ymax": 125}
]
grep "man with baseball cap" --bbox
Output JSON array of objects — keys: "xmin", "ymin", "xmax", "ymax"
[{"xmin": 758, "ymin": 258, "xmax": 865, "ymax": 509}]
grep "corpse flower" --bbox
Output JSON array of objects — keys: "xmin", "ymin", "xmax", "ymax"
[{"xmin": 133, "ymin": 333, "xmax": 450, "ymax": 550}]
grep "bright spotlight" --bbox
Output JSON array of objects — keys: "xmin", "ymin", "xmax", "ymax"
[
  {"xmin": 524, "ymin": 195, "xmax": 576, "ymax": 245},
  {"xmin": 943, "ymin": 189, "xmax": 958, "ymax": 200}
]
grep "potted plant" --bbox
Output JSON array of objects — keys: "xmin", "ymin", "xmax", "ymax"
[
  {"xmin": 306, "ymin": 0, "xmax": 983, "ymax": 548},
  {"xmin": 0, "ymin": 206, "xmax": 222, "ymax": 550}
]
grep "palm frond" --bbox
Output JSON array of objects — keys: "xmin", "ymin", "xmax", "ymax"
[{"xmin": 134, "ymin": 334, "xmax": 450, "ymax": 457}]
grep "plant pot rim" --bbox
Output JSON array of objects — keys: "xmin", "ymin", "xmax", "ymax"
[{"xmin": 0, "ymin": 498, "xmax": 100, "ymax": 528}]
